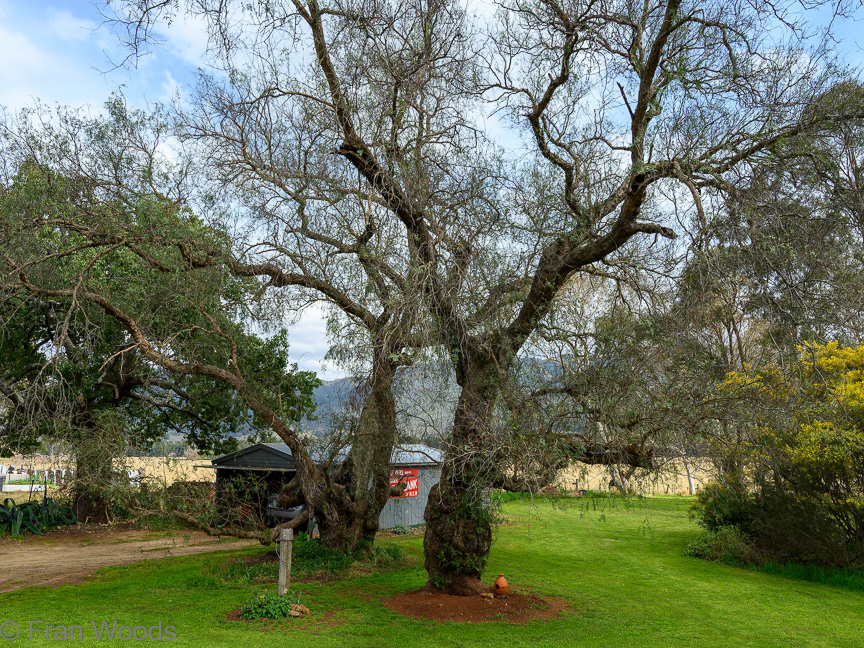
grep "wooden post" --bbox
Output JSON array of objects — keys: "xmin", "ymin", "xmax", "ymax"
[{"xmin": 277, "ymin": 528, "xmax": 293, "ymax": 596}]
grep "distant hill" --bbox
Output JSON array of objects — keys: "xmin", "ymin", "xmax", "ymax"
[
  {"xmin": 297, "ymin": 366, "xmax": 461, "ymax": 441},
  {"xmin": 297, "ymin": 377, "xmax": 366, "ymax": 434}
]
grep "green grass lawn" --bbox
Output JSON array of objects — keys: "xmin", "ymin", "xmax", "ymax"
[{"xmin": 2, "ymin": 496, "xmax": 862, "ymax": 647}]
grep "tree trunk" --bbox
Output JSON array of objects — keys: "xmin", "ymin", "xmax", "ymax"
[
  {"xmin": 682, "ymin": 454, "xmax": 697, "ymax": 496},
  {"xmin": 304, "ymin": 350, "xmax": 398, "ymax": 552},
  {"xmin": 608, "ymin": 464, "xmax": 637, "ymax": 494},
  {"xmin": 72, "ymin": 423, "xmax": 118, "ymax": 524},
  {"xmin": 422, "ymin": 355, "xmax": 498, "ymax": 595}
]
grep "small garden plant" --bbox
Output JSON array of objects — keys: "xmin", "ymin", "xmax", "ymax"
[{"xmin": 239, "ymin": 591, "xmax": 296, "ymax": 620}]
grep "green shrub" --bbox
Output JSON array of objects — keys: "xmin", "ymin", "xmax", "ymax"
[
  {"xmin": 239, "ymin": 591, "xmax": 295, "ymax": 620},
  {"xmin": 688, "ymin": 483, "xmax": 756, "ymax": 534},
  {"xmin": 688, "ymin": 481, "xmax": 856, "ymax": 567},
  {"xmin": 685, "ymin": 526, "xmax": 760, "ymax": 565},
  {"xmin": 748, "ymin": 482, "xmax": 852, "ymax": 566},
  {"xmin": 714, "ymin": 342, "xmax": 864, "ymax": 566}
]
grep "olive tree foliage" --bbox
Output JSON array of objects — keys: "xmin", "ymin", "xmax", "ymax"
[
  {"xmin": 502, "ymin": 289, "xmax": 727, "ymax": 492},
  {"xmin": 0, "ymin": 102, "xmax": 320, "ymax": 531},
  {"xmin": 99, "ymin": 0, "xmax": 863, "ymax": 594}
]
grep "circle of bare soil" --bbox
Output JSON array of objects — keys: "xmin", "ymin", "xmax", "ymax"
[
  {"xmin": 225, "ymin": 605, "xmax": 348, "ymax": 630},
  {"xmin": 383, "ymin": 588, "xmax": 567, "ymax": 624}
]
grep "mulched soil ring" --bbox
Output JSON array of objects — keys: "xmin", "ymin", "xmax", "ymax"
[
  {"xmin": 382, "ymin": 587, "xmax": 567, "ymax": 624},
  {"xmin": 225, "ymin": 607, "xmax": 348, "ymax": 630}
]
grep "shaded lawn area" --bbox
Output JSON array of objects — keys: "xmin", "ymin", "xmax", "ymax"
[{"xmin": 2, "ymin": 496, "xmax": 862, "ymax": 647}]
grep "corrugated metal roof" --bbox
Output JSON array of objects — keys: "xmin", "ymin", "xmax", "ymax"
[
  {"xmin": 306, "ymin": 443, "xmax": 442, "ymax": 465},
  {"xmin": 261, "ymin": 443, "xmax": 294, "ymax": 456},
  {"xmin": 391, "ymin": 444, "xmax": 443, "ymax": 465},
  {"xmin": 211, "ymin": 442, "xmax": 296, "ymax": 469}
]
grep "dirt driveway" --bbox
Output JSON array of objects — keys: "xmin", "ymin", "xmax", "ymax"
[{"xmin": 0, "ymin": 527, "xmax": 256, "ymax": 593}]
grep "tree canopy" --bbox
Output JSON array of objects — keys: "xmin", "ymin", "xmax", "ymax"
[{"xmin": 0, "ymin": 107, "xmax": 320, "ymax": 520}]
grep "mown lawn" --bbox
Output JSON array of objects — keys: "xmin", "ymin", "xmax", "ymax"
[{"xmin": 2, "ymin": 496, "xmax": 862, "ymax": 647}]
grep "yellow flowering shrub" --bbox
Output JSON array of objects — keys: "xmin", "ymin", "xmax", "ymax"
[{"xmin": 712, "ymin": 342, "xmax": 864, "ymax": 565}]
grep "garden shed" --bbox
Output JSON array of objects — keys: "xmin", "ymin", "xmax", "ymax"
[{"xmin": 209, "ymin": 443, "xmax": 442, "ymax": 529}]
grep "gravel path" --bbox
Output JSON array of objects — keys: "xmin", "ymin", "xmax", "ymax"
[{"xmin": 0, "ymin": 528, "xmax": 255, "ymax": 593}]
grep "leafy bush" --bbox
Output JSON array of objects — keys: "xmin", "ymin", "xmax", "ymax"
[
  {"xmin": 713, "ymin": 342, "xmax": 864, "ymax": 566},
  {"xmin": 685, "ymin": 526, "xmax": 760, "ymax": 565},
  {"xmin": 689, "ymin": 483, "xmax": 757, "ymax": 535},
  {"xmin": 239, "ymin": 591, "xmax": 295, "ymax": 620},
  {"xmin": 747, "ymin": 483, "xmax": 852, "ymax": 565},
  {"xmin": 0, "ymin": 497, "xmax": 78, "ymax": 536}
]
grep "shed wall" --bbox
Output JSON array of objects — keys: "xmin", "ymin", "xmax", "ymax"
[{"xmin": 378, "ymin": 466, "xmax": 440, "ymax": 528}]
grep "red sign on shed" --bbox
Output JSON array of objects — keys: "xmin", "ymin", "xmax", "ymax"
[{"xmin": 389, "ymin": 468, "xmax": 419, "ymax": 498}]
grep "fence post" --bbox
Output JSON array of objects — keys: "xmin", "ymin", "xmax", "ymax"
[{"xmin": 278, "ymin": 528, "xmax": 293, "ymax": 596}]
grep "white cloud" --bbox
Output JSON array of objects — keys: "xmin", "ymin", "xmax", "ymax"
[
  {"xmin": 160, "ymin": 69, "xmax": 180, "ymax": 103},
  {"xmin": 0, "ymin": 23, "xmax": 58, "ymax": 108},
  {"xmin": 155, "ymin": 12, "xmax": 211, "ymax": 68},
  {"xmin": 46, "ymin": 9, "xmax": 98, "ymax": 43},
  {"xmin": 0, "ymin": 3, "xmax": 124, "ymax": 111}
]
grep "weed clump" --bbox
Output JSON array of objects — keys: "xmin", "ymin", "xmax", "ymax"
[
  {"xmin": 0, "ymin": 497, "xmax": 78, "ymax": 536},
  {"xmin": 239, "ymin": 591, "xmax": 296, "ymax": 620}
]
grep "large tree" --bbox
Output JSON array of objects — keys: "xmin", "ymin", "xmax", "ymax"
[
  {"xmin": 75, "ymin": 0, "xmax": 864, "ymax": 593},
  {"xmin": 0, "ymin": 107, "xmax": 319, "ymax": 524}
]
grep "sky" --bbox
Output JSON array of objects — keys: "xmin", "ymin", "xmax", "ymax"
[{"xmin": 1, "ymin": 1, "xmax": 863, "ymax": 380}]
